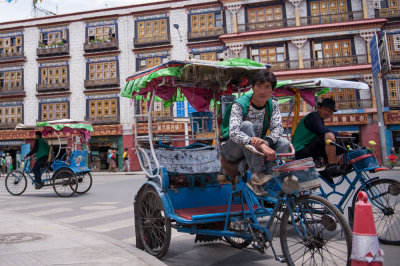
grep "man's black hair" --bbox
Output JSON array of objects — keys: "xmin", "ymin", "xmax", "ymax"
[
  {"xmin": 252, "ymin": 69, "xmax": 277, "ymax": 89},
  {"xmin": 35, "ymin": 131, "xmax": 42, "ymax": 137}
]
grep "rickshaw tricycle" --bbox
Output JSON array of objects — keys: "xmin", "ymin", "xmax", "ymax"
[
  {"xmin": 5, "ymin": 120, "xmax": 93, "ymax": 197},
  {"xmin": 123, "ymin": 59, "xmax": 353, "ymax": 265}
]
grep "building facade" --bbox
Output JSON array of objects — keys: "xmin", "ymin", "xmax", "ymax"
[{"xmin": 0, "ymin": 0, "xmax": 396, "ymax": 170}]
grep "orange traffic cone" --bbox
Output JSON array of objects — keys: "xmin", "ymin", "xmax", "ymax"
[{"xmin": 351, "ymin": 191, "xmax": 384, "ymax": 265}]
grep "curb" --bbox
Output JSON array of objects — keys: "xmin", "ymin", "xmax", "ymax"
[{"xmin": 0, "ymin": 210, "xmax": 166, "ymax": 266}]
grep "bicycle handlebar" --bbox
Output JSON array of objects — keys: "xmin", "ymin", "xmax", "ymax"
[
  {"xmin": 244, "ymin": 143, "xmax": 295, "ymax": 158},
  {"xmin": 325, "ymin": 139, "xmax": 349, "ymax": 152}
]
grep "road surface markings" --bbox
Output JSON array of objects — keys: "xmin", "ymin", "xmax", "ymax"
[
  {"xmin": 56, "ymin": 206, "xmax": 132, "ymax": 223},
  {"xmin": 85, "ymin": 218, "xmax": 134, "ymax": 233},
  {"xmin": 26, "ymin": 207, "xmax": 74, "ymax": 217}
]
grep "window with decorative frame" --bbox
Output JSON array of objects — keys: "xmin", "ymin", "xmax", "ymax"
[
  {"xmin": 0, "ymin": 33, "xmax": 23, "ymax": 56},
  {"xmin": 386, "ymin": 33, "xmax": 400, "ymax": 61},
  {"xmin": 88, "ymin": 97, "xmax": 119, "ymax": 121},
  {"xmin": 189, "ymin": 9, "xmax": 223, "ymax": 36},
  {"xmin": 313, "ymin": 38, "xmax": 352, "ymax": 65},
  {"xmin": 247, "ymin": 4, "xmax": 283, "ymax": 29},
  {"xmin": 309, "ymin": 0, "xmax": 349, "ymax": 23},
  {"xmin": 318, "ymin": 88, "xmax": 357, "ymax": 109},
  {"xmin": 387, "ymin": 79, "xmax": 400, "ymax": 106},
  {"xmin": 136, "ymin": 18, "xmax": 168, "ymax": 43},
  {"xmin": 0, "ymin": 103, "xmax": 23, "ymax": 125},
  {"xmin": 0, "ymin": 70, "xmax": 22, "ymax": 90},
  {"xmin": 40, "ymin": 28, "xmax": 68, "ymax": 46},
  {"xmin": 137, "ymin": 56, "xmax": 169, "ymax": 71},
  {"xmin": 379, "ymin": 0, "xmax": 400, "ymax": 16},
  {"xmin": 250, "ymin": 44, "xmax": 286, "ymax": 69},
  {"xmin": 88, "ymin": 60, "xmax": 118, "ymax": 81},
  {"xmin": 40, "ymin": 65, "xmax": 68, "ymax": 86},
  {"xmin": 40, "ymin": 101, "xmax": 69, "ymax": 121},
  {"xmin": 87, "ymin": 24, "xmax": 116, "ymax": 42}
]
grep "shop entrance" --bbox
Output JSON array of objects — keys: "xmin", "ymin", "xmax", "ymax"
[
  {"xmin": 89, "ymin": 135, "xmax": 122, "ymax": 171},
  {"xmin": 392, "ymin": 130, "xmax": 400, "ymax": 154}
]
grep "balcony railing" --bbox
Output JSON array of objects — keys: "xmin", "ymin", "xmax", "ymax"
[
  {"xmin": 0, "ymin": 50, "xmax": 24, "ymax": 61},
  {"xmin": 279, "ymin": 99, "xmax": 372, "ymax": 113},
  {"xmin": 36, "ymin": 82, "xmax": 69, "ymax": 92},
  {"xmin": 0, "ymin": 122, "xmax": 19, "ymax": 129},
  {"xmin": 238, "ymin": 11, "xmax": 363, "ymax": 33},
  {"xmin": 238, "ymin": 18, "xmax": 296, "ymax": 33},
  {"xmin": 335, "ymin": 99, "xmax": 372, "ymax": 110},
  {"xmin": 85, "ymin": 115, "xmax": 120, "ymax": 125},
  {"xmin": 134, "ymin": 35, "xmax": 170, "ymax": 47},
  {"xmin": 0, "ymin": 85, "xmax": 24, "ymax": 95},
  {"xmin": 187, "ymin": 27, "xmax": 227, "ymax": 41},
  {"xmin": 385, "ymin": 99, "xmax": 400, "ymax": 109},
  {"xmin": 299, "ymin": 11, "xmax": 364, "ymax": 26},
  {"xmin": 303, "ymin": 54, "xmax": 368, "ymax": 68},
  {"xmin": 84, "ymin": 78, "xmax": 120, "ymax": 89},
  {"xmin": 376, "ymin": 9, "xmax": 400, "ymax": 18},
  {"xmin": 84, "ymin": 39, "xmax": 119, "ymax": 52},
  {"xmin": 37, "ymin": 44, "xmax": 69, "ymax": 56}
]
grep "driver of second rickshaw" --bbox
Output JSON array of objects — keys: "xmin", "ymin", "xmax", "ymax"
[
  {"xmin": 292, "ymin": 98, "xmax": 351, "ymax": 183},
  {"xmin": 220, "ymin": 70, "xmax": 290, "ymax": 196},
  {"xmin": 24, "ymin": 131, "xmax": 50, "ymax": 189}
]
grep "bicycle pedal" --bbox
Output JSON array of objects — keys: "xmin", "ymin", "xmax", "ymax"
[{"xmin": 276, "ymin": 256, "xmax": 286, "ymax": 263}]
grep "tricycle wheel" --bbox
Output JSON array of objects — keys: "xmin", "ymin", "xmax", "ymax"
[
  {"xmin": 280, "ymin": 194, "xmax": 352, "ymax": 266},
  {"xmin": 76, "ymin": 172, "xmax": 93, "ymax": 194},
  {"xmin": 52, "ymin": 169, "xmax": 78, "ymax": 197},
  {"xmin": 351, "ymin": 178, "xmax": 400, "ymax": 245},
  {"xmin": 137, "ymin": 186, "xmax": 171, "ymax": 259},
  {"xmin": 5, "ymin": 170, "xmax": 27, "ymax": 196}
]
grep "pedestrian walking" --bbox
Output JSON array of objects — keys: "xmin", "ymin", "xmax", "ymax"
[
  {"xmin": 122, "ymin": 148, "xmax": 130, "ymax": 172},
  {"xmin": 5, "ymin": 153, "xmax": 12, "ymax": 174},
  {"xmin": 108, "ymin": 150, "xmax": 117, "ymax": 172}
]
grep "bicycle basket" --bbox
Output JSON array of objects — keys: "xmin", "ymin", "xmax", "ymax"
[
  {"xmin": 272, "ymin": 158, "xmax": 320, "ymax": 193},
  {"xmin": 347, "ymin": 149, "xmax": 380, "ymax": 171}
]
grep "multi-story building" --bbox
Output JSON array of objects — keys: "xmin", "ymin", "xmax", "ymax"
[{"xmin": 0, "ymin": 0, "xmax": 395, "ymax": 170}]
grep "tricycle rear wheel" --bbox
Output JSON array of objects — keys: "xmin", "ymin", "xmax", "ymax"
[
  {"xmin": 52, "ymin": 169, "xmax": 78, "ymax": 197},
  {"xmin": 137, "ymin": 186, "xmax": 171, "ymax": 259},
  {"xmin": 76, "ymin": 172, "xmax": 93, "ymax": 194}
]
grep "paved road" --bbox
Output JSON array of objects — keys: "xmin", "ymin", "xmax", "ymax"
[{"xmin": 0, "ymin": 170, "xmax": 399, "ymax": 265}]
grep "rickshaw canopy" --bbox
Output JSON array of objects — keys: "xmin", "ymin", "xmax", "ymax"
[
  {"xmin": 122, "ymin": 58, "xmax": 370, "ymax": 112},
  {"xmin": 36, "ymin": 119, "xmax": 93, "ymax": 141}
]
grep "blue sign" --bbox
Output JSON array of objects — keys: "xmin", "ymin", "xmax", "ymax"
[{"xmin": 370, "ymin": 33, "xmax": 381, "ymax": 77}]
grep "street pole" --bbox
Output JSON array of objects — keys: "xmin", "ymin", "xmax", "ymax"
[{"xmin": 373, "ymin": 76, "xmax": 388, "ymax": 164}]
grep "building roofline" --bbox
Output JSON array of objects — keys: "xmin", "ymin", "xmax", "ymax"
[
  {"xmin": 0, "ymin": 0, "xmax": 219, "ymax": 28},
  {"xmin": 220, "ymin": 18, "xmax": 388, "ymax": 41}
]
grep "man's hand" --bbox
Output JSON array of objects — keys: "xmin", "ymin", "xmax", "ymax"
[
  {"xmin": 338, "ymin": 132, "xmax": 352, "ymax": 137},
  {"xmin": 23, "ymin": 156, "xmax": 27, "ymax": 160},
  {"xmin": 260, "ymin": 145, "xmax": 277, "ymax": 161},
  {"xmin": 250, "ymin": 137, "xmax": 266, "ymax": 148}
]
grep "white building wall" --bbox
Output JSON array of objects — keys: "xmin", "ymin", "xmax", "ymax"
[
  {"xmin": 68, "ymin": 21, "xmax": 86, "ymax": 121},
  {"xmin": 170, "ymin": 8, "xmax": 189, "ymax": 61},
  {"xmin": 23, "ymin": 27, "xmax": 39, "ymax": 126}
]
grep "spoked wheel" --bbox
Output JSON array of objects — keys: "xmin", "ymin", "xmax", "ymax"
[
  {"xmin": 5, "ymin": 171, "xmax": 27, "ymax": 196},
  {"xmin": 52, "ymin": 169, "xmax": 78, "ymax": 197},
  {"xmin": 137, "ymin": 186, "xmax": 171, "ymax": 259},
  {"xmin": 280, "ymin": 194, "xmax": 352, "ymax": 266},
  {"xmin": 352, "ymin": 179, "xmax": 400, "ymax": 245},
  {"xmin": 224, "ymin": 220, "xmax": 252, "ymax": 248},
  {"xmin": 76, "ymin": 172, "xmax": 93, "ymax": 194}
]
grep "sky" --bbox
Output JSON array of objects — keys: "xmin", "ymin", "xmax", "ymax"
[{"xmin": 0, "ymin": 0, "xmax": 164, "ymax": 23}]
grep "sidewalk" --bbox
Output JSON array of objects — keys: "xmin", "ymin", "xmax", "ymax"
[
  {"xmin": 91, "ymin": 171, "xmax": 145, "ymax": 176},
  {"xmin": 0, "ymin": 210, "xmax": 165, "ymax": 266}
]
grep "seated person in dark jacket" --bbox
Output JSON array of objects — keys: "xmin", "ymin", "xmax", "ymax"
[
  {"xmin": 291, "ymin": 98, "xmax": 351, "ymax": 182},
  {"xmin": 24, "ymin": 131, "xmax": 50, "ymax": 189}
]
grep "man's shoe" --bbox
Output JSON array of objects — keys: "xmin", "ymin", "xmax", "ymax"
[
  {"xmin": 35, "ymin": 183, "xmax": 44, "ymax": 190},
  {"xmin": 251, "ymin": 172, "xmax": 273, "ymax": 186},
  {"xmin": 325, "ymin": 163, "xmax": 342, "ymax": 178},
  {"xmin": 247, "ymin": 182, "xmax": 266, "ymax": 197}
]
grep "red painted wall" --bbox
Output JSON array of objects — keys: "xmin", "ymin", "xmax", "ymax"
[
  {"xmin": 360, "ymin": 123, "xmax": 382, "ymax": 164},
  {"xmin": 123, "ymin": 134, "xmax": 141, "ymax": 171}
]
